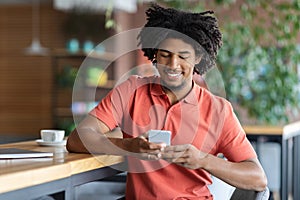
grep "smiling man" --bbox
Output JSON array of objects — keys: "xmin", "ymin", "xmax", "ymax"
[
  {"xmin": 155, "ymin": 38, "xmax": 200, "ymax": 103},
  {"xmin": 67, "ymin": 4, "xmax": 267, "ymax": 200}
]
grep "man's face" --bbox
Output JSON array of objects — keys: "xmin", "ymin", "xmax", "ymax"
[{"xmin": 156, "ymin": 38, "xmax": 199, "ymax": 91}]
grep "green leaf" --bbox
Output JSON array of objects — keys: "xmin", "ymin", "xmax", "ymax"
[
  {"xmin": 156, "ymin": 0, "xmax": 300, "ymax": 125},
  {"xmin": 105, "ymin": 19, "xmax": 115, "ymax": 29}
]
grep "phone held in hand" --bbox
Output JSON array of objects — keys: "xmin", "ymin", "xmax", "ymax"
[{"xmin": 148, "ymin": 130, "xmax": 171, "ymax": 146}]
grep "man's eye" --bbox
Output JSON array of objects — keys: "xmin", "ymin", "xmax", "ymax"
[
  {"xmin": 179, "ymin": 55, "xmax": 189, "ymax": 60},
  {"xmin": 160, "ymin": 54, "xmax": 170, "ymax": 58}
]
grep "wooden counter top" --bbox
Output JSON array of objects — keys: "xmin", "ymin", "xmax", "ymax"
[
  {"xmin": 243, "ymin": 125, "xmax": 283, "ymax": 135},
  {"xmin": 0, "ymin": 125, "xmax": 289, "ymax": 194},
  {"xmin": 0, "ymin": 140, "xmax": 123, "ymax": 194}
]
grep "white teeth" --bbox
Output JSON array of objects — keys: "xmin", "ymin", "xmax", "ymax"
[
  {"xmin": 168, "ymin": 73, "xmax": 181, "ymax": 77},
  {"xmin": 164, "ymin": 69, "xmax": 182, "ymax": 78},
  {"xmin": 166, "ymin": 71, "xmax": 182, "ymax": 76}
]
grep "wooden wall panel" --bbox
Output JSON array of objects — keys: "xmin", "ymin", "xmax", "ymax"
[
  {"xmin": 0, "ymin": 2, "xmax": 145, "ymax": 140},
  {"xmin": 0, "ymin": 3, "xmax": 66, "ymax": 138}
]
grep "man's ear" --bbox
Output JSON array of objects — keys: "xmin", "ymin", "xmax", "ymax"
[{"xmin": 195, "ymin": 54, "xmax": 202, "ymax": 64}]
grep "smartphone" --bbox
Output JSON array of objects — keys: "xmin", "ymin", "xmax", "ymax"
[{"xmin": 148, "ymin": 130, "xmax": 171, "ymax": 146}]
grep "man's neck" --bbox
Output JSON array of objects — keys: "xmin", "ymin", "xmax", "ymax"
[{"xmin": 162, "ymin": 82, "xmax": 193, "ymax": 105}]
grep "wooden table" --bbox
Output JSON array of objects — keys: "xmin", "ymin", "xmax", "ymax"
[
  {"xmin": 0, "ymin": 140, "xmax": 124, "ymax": 200},
  {"xmin": 243, "ymin": 125, "xmax": 283, "ymax": 136},
  {"xmin": 243, "ymin": 125, "xmax": 283, "ymax": 200},
  {"xmin": 243, "ymin": 125, "xmax": 283, "ymax": 152},
  {"xmin": 243, "ymin": 124, "xmax": 300, "ymax": 200}
]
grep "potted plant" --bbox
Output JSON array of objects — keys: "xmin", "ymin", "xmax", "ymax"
[{"xmin": 156, "ymin": 0, "xmax": 300, "ymax": 125}]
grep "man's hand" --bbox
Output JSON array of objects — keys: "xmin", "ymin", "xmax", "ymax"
[
  {"xmin": 123, "ymin": 135, "xmax": 166, "ymax": 160},
  {"xmin": 161, "ymin": 144, "xmax": 207, "ymax": 169}
]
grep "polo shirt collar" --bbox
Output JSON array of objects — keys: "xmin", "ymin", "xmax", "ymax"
[
  {"xmin": 150, "ymin": 78, "xmax": 200, "ymax": 106},
  {"xmin": 150, "ymin": 78, "xmax": 165, "ymax": 96},
  {"xmin": 183, "ymin": 82, "xmax": 199, "ymax": 106}
]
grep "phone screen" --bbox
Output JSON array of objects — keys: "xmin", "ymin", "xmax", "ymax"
[{"xmin": 148, "ymin": 130, "xmax": 171, "ymax": 145}]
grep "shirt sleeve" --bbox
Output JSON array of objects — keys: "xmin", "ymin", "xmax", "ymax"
[
  {"xmin": 216, "ymin": 101, "xmax": 257, "ymax": 162},
  {"xmin": 89, "ymin": 76, "xmax": 138, "ymax": 130}
]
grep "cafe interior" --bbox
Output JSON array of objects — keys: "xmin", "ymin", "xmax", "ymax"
[{"xmin": 0, "ymin": 0, "xmax": 299, "ymax": 200}]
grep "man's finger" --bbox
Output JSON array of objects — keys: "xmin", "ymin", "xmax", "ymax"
[
  {"xmin": 164, "ymin": 144, "xmax": 189, "ymax": 152},
  {"xmin": 161, "ymin": 151, "xmax": 187, "ymax": 160},
  {"xmin": 149, "ymin": 142, "xmax": 166, "ymax": 150}
]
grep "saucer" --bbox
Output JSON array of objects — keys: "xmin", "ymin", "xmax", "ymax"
[{"xmin": 36, "ymin": 139, "xmax": 67, "ymax": 147}]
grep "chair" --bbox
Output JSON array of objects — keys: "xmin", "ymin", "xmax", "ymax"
[
  {"xmin": 208, "ymin": 176, "xmax": 270, "ymax": 200},
  {"xmin": 230, "ymin": 187, "xmax": 270, "ymax": 200}
]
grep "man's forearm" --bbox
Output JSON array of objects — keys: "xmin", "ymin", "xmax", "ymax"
[
  {"xmin": 203, "ymin": 154, "xmax": 267, "ymax": 191},
  {"xmin": 66, "ymin": 128, "xmax": 130, "ymax": 156}
]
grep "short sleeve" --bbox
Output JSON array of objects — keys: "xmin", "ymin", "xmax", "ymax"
[
  {"xmin": 216, "ymin": 102, "xmax": 257, "ymax": 162},
  {"xmin": 89, "ymin": 76, "xmax": 139, "ymax": 130}
]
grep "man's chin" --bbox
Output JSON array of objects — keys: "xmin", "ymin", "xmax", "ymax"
[{"xmin": 161, "ymin": 81, "xmax": 185, "ymax": 91}]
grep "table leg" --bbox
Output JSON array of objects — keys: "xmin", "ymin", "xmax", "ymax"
[{"xmin": 293, "ymin": 136, "xmax": 300, "ymax": 200}]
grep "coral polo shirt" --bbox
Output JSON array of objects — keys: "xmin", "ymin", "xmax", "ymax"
[{"xmin": 90, "ymin": 75, "xmax": 256, "ymax": 200}]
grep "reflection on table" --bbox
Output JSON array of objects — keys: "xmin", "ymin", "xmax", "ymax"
[{"xmin": 0, "ymin": 140, "xmax": 124, "ymax": 200}]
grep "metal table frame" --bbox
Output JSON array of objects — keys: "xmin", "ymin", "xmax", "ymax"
[
  {"xmin": 0, "ymin": 165, "xmax": 122, "ymax": 200},
  {"xmin": 281, "ymin": 124, "xmax": 300, "ymax": 200}
]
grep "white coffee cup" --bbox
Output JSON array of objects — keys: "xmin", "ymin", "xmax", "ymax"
[{"xmin": 41, "ymin": 130, "xmax": 65, "ymax": 142}]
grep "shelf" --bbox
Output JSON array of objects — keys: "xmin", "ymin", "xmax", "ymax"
[
  {"xmin": 52, "ymin": 49, "xmax": 116, "ymax": 62},
  {"xmin": 55, "ymin": 107, "xmax": 88, "ymax": 117},
  {"xmin": 86, "ymin": 80, "xmax": 116, "ymax": 90},
  {"xmin": 52, "ymin": 47, "xmax": 116, "ymax": 131}
]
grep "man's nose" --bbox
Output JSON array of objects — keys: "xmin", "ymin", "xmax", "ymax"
[{"xmin": 169, "ymin": 55, "xmax": 179, "ymax": 69}]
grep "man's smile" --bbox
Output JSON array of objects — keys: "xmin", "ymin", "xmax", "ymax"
[{"xmin": 164, "ymin": 69, "xmax": 183, "ymax": 80}]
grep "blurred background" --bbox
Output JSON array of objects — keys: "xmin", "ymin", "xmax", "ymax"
[
  {"xmin": 0, "ymin": 0, "xmax": 299, "ymax": 199},
  {"xmin": 0, "ymin": 0, "xmax": 299, "ymax": 140}
]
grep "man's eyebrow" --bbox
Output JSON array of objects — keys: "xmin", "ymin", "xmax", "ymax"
[{"xmin": 158, "ymin": 49, "xmax": 191, "ymax": 55}]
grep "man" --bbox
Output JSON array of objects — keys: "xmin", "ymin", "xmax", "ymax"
[{"xmin": 67, "ymin": 4, "xmax": 267, "ymax": 200}]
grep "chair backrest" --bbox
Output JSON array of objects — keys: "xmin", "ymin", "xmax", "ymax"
[
  {"xmin": 193, "ymin": 74, "xmax": 209, "ymax": 90},
  {"xmin": 255, "ymin": 187, "xmax": 270, "ymax": 200},
  {"xmin": 230, "ymin": 187, "xmax": 270, "ymax": 200}
]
